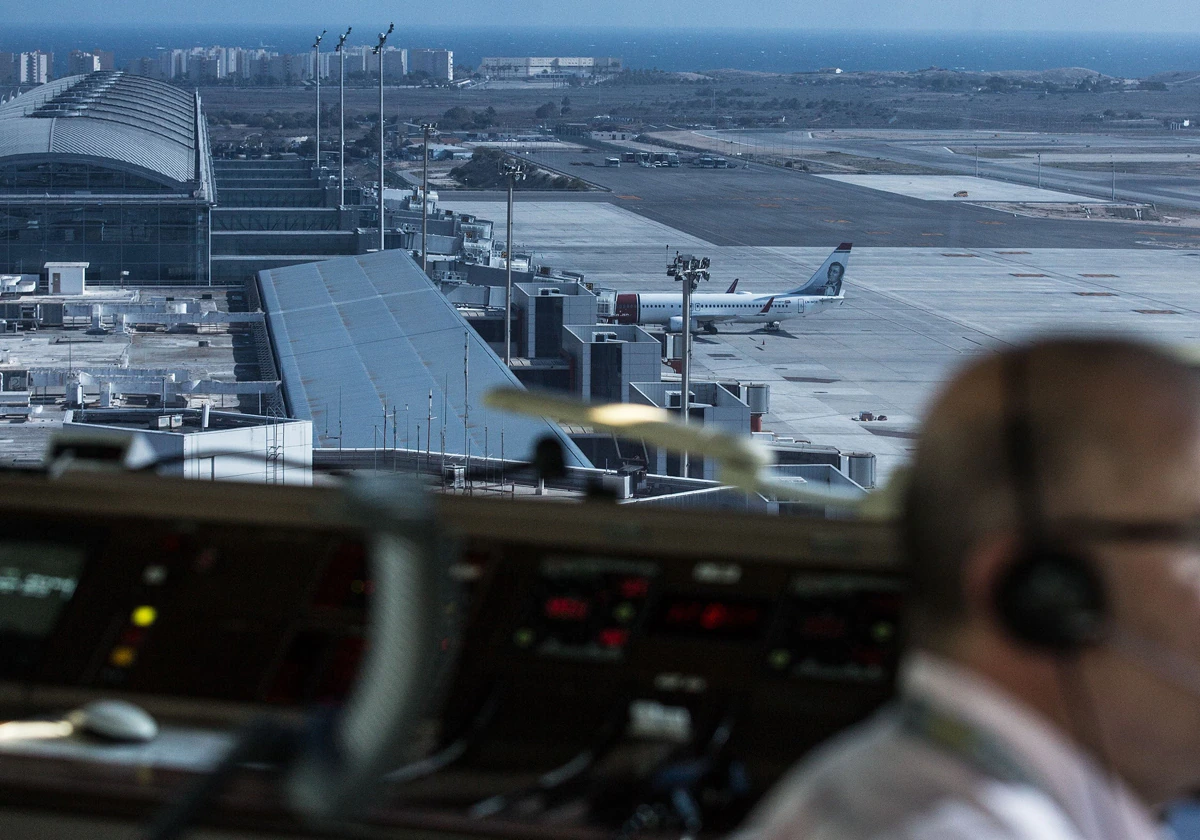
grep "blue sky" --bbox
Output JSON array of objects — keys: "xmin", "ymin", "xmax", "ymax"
[{"xmin": 9, "ymin": 0, "xmax": 1200, "ymax": 32}]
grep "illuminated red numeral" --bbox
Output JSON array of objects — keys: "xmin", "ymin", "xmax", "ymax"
[
  {"xmin": 598, "ymin": 628, "xmax": 629, "ymax": 648},
  {"xmin": 544, "ymin": 596, "xmax": 590, "ymax": 621}
]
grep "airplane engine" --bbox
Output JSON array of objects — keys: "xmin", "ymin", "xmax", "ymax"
[{"xmin": 667, "ymin": 316, "xmax": 699, "ymax": 333}]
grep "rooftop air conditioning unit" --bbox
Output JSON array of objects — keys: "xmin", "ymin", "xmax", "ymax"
[
  {"xmin": 594, "ymin": 332, "xmax": 618, "ymax": 342},
  {"xmin": 665, "ymin": 390, "xmax": 695, "ymax": 409},
  {"xmin": 539, "ymin": 287, "xmax": 560, "ymax": 296}
]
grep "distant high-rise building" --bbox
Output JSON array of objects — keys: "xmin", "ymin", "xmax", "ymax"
[
  {"xmin": 187, "ymin": 54, "xmax": 219, "ymax": 82},
  {"xmin": 124, "ymin": 56, "xmax": 160, "ymax": 78},
  {"xmin": 261, "ymin": 54, "xmax": 307, "ymax": 85},
  {"xmin": 307, "ymin": 51, "xmax": 331, "ymax": 80},
  {"xmin": 68, "ymin": 50, "xmax": 102, "ymax": 76},
  {"xmin": 409, "ymin": 49, "xmax": 452, "ymax": 81},
  {"xmin": 0, "ymin": 54, "xmax": 15, "ymax": 85},
  {"xmin": 381, "ymin": 47, "xmax": 407, "ymax": 80},
  {"xmin": 69, "ymin": 49, "xmax": 114, "ymax": 75},
  {"xmin": 18, "ymin": 52, "xmax": 53, "ymax": 85},
  {"xmin": 162, "ymin": 49, "xmax": 187, "ymax": 79}
]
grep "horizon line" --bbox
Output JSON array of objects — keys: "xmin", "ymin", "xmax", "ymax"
[{"xmin": 4, "ymin": 23, "xmax": 1200, "ymax": 36}]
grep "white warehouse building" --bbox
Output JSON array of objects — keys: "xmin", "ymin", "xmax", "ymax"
[{"xmin": 480, "ymin": 57, "xmax": 622, "ymax": 79}]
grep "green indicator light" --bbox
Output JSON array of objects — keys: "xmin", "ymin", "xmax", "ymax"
[
  {"xmin": 769, "ymin": 649, "xmax": 791, "ymax": 670},
  {"xmin": 613, "ymin": 602, "xmax": 637, "ymax": 623},
  {"xmin": 513, "ymin": 628, "xmax": 536, "ymax": 649},
  {"xmin": 872, "ymin": 622, "xmax": 895, "ymax": 643}
]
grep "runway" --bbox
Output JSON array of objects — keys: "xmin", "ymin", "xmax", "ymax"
[
  {"xmin": 688, "ymin": 128, "xmax": 1200, "ymax": 214},
  {"xmin": 503, "ymin": 150, "xmax": 1200, "ymax": 250}
]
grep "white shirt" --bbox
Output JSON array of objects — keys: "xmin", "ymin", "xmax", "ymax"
[{"xmin": 742, "ymin": 652, "xmax": 1165, "ymax": 840}]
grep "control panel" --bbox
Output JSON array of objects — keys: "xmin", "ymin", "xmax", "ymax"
[
  {"xmin": 438, "ymin": 501, "xmax": 901, "ymax": 805},
  {"xmin": 0, "ymin": 471, "xmax": 902, "ymax": 838},
  {"xmin": 0, "ymin": 472, "xmax": 371, "ymax": 716}
]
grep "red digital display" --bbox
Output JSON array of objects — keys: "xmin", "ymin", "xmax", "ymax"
[
  {"xmin": 773, "ymin": 582, "xmax": 904, "ymax": 682},
  {"xmin": 651, "ymin": 595, "xmax": 769, "ymax": 641},
  {"xmin": 598, "ymin": 627, "xmax": 630, "ymax": 648},
  {"xmin": 544, "ymin": 596, "xmax": 591, "ymax": 621},
  {"xmin": 619, "ymin": 577, "xmax": 651, "ymax": 599}
]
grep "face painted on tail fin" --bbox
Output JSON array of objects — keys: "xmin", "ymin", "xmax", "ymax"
[{"xmin": 787, "ymin": 243, "xmax": 851, "ymax": 296}]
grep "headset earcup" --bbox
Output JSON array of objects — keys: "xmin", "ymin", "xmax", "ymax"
[{"xmin": 995, "ymin": 549, "xmax": 1108, "ymax": 653}]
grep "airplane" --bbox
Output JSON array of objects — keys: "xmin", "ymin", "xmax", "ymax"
[{"xmin": 613, "ymin": 243, "xmax": 850, "ymax": 333}]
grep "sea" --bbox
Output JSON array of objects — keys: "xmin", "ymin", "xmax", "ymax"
[{"xmin": 2, "ymin": 25, "xmax": 1200, "ymax": 79}]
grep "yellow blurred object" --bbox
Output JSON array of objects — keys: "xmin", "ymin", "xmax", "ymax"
[
  {"xmin": 484, "ymin": 387, "xmax": 863, "ymax": 508},
  {"xmin": 109, "ymin": 646, "xmax": 137, "ymax": 668},
  {"xmin": 131, "ymin": 605, "xmax": 157, "ymax": 627}
]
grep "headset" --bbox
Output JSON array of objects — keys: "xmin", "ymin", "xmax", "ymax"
[
  {"xmin": 993, "ymin": 349, "xmax": 1109, "ymax": 654},
  {"xmin": 901, "ymin": 347, "xmax": 1109, "ymax": 654}
]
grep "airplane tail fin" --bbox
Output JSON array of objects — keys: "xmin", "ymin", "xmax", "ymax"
[
  {"xmin": 725, "ymin": 278, "xmax": 739, "ymax": 294},
  {"xmin": 787, "ymin": 243, "xmax": 851, "ymax": 296}
]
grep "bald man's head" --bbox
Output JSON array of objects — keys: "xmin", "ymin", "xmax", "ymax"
[{"xmin": 904, "ymin": 338, "xmax": 1200, "ymax": 643}]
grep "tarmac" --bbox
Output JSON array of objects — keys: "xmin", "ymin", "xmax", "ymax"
[
  {"xmin": 501, "ymin": 152, "xmax": 1200, "ymax": 250},
  {"xmin": 812, "ymin": 175, "xmax": 1099, "ymax": 203},
  {"xmin": 443, "ymin": 189, "xmax": 1200, "ymax": 483}
]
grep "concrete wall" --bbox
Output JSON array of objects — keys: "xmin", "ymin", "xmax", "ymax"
[
  {"xmin": 61, "ymin": 412, "xmax": 312, "ymax": 484},
  {"xmin": 563, "ymin": 324, "xmax": 661, "ymax": 402},
  {"xmin": 629, "ymin": 380, "xmax": 750, "ymax": 480},
  {"xmin": 514, "ymin": 281, "xmax": 598, "ymax": 359},
  {"xmin": 182, "ymin": 420, "xmax": 312, "ymax": 484}
]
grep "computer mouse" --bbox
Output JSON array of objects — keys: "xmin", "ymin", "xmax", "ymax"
[{"xmin": 67, "ymin": 699, "xmax": 159, "ymax": 743}]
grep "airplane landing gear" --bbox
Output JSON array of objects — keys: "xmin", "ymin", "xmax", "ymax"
[
  {"xmin": 766, "ymin": 321, "xmax": 781, "ymax": 333},
  {"xmin": 704, "ymin": 323, "xmax": 719, "ymax": 335}
]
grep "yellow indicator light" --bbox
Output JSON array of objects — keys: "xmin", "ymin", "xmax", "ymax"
[
  {"xmin": 110, "ymin": 646, "xmax": 137, "ymax": 668},
  {"xmin": 131, "ymin": 606, "xmax": 157, "ymax": 627}
]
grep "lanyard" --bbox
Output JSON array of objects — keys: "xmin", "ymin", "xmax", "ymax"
[{"xmin": 896, "ymin": 697, "xmax": 1042, "ymax": 789}]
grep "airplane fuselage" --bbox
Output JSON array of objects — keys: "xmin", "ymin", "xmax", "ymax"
[{"xmin": 614, "ymin": 292, "xmax": 843, "ymax": 328}]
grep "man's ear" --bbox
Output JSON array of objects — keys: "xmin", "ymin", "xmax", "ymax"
[{"xmin": 961, "ymin": 534, "xmax": 1021, "ymax": 633}]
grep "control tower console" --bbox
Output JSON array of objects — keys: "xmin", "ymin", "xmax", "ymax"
[{"xmin": 0, "ymin": 471, "xmax": 902, "ymax": 838}]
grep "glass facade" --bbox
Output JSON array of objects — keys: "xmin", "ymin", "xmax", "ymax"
[
  {"xmin": 0, "ymin": 165, "xmax": 210, "ymax": 286},
  {"xmin": 0, "ymin": 161, "xmax": 176, "ymax": 194}
]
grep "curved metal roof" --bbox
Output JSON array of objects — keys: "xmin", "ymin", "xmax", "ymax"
[{"xmin": 0, "ymin": 71, "xmax": 209, "ymax": 194}]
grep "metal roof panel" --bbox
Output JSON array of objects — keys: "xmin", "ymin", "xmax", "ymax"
[{"xmin": 259, "ymin": 250, "xmax": 591, "ymax": 466}]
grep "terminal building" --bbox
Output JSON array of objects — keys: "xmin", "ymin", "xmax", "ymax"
[{"xmin": 0, "ymin": 71, "xmax": 215, "ymax": 286}]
